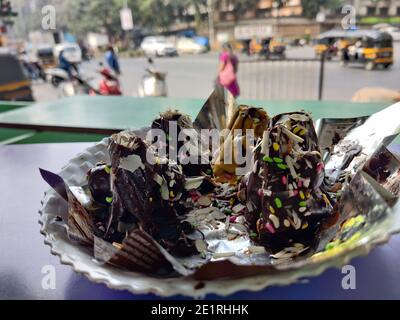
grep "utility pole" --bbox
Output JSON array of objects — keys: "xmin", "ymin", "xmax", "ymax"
[{"xmin": 207, "ymin": 0, "xmax": 215, "ymax": 48}]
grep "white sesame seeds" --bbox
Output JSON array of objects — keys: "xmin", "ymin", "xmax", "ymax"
[
  {"xmin": 284, "ymin": 219, "xmax": 291, "ymax": 228},
  {"xmin": 298, "ymin": 206, "xmax": 307, "ymax": 213},
  {"xmin": 269, "ymin": 214, "xmax": 280, "ymax": 229}
]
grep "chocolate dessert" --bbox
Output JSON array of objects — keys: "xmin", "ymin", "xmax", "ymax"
[
  {"xmin": 40, "ymin": 101, "xmax": 400, "ymax": 280},
  {"xmin": 244, "ymin": 112, "xmax": 332, "ymax": 252},
  {"xmin": 151, "ymin": 110, "xmax": 212, "ymax": 177}
]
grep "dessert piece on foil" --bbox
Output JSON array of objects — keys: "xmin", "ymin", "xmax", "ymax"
[
  {"xmin": 106, "ymin": 130, "xmax": 199, "ymax": 256},
  {"xmin": 243, "ymin": 112, "xmax": 332, "ymax": 253},
  {"xmin": 212, "ymin": 105, "xmax": 269, "ymax": 183},
  {"xmin": 151, "ymin": 110, "xmax": 212, "ymax": 177}
]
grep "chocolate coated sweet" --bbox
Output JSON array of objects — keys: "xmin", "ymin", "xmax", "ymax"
[{"xmin": 245, "ymin": 112, "xmax": 331, "ymax": 252}]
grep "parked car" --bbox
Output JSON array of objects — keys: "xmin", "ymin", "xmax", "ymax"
[
  {"xmin": 140, "ymin": 36, "xmax": 177, "ymax": 57},
  {"xmin": 53, "ymin": 42, "xmax": 82, "ymax": 64},
  {"xmin": 176, "ymin": 37, "xmax": 207, "ymax": 54}
]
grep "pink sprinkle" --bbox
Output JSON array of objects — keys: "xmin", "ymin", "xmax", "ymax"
[
  {"xmin": 293, "ymin": 190, "xmax": 298, "ymax": 196},
  {"xmin": 229, "ymin": 216, "xmax": 237, "ymax": 223},
  {"xmin": 265, "ymin": 223, "xmax": 275, "ymax": 234},
  {"xmin": 190, "ymin": 192, "xmax": 200, "ymax": 201},
  {"xmin": 258, "ymin": 189, "xmax": 264, "ymax": 197},
  {"xmin": 298, "ymin": 179, "xmax": 303, "ymax": 188},
  {"xmin": 316, "ymin": 162, "xmax": 324, "ymax": 174},
  {"xmin": 282, "ymin": 176, "xmax": 287, "ymax": 185}
]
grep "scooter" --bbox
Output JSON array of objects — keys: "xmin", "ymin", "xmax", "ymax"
[
  {"xmin": 45, "ymin": 63, "xmax": 79, "ymax": 88},
  {"xmin": 59, "ymin": 66, "xmax": 122, "ymax": 97},
  {"xmin": 96, "ymin": 66, "xmax": 122, "ymax": 96},
  {"xmin": 137, "ymin": 58, "xmax": 167, "ymax": 97}
]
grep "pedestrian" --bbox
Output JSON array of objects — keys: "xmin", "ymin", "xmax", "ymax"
[
  {"xmin": 218, "ymin": 42, "xmax": 240, "ymax": 98},
  {"xmin": 105, "ymin": 45, "xmax": 121, "ymax": 75}
]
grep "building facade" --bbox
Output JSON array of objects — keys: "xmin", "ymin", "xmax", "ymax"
[
  {"xmin": 212, "ymin": 0, "xmax": 325, "ymax": 40},
  {"xmin": 353, "ymin": 0, "xmax": 400, "ymax": 17}
]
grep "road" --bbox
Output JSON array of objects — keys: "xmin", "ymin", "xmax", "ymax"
[{"xmin": 32, "ymin": 43, "xmax": 400, "ymax": 103}]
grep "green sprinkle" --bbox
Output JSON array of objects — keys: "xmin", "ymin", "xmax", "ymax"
[
  {"xmin": 273, "ymin": 157, "xmax": 283, "ymax": 163},
  {"xmin": 262, "ymin": 155, "xmax": 273, "ymax": 162},
  {"xmin": 250, "ymin": 232, "xmax": 258, "ymax": 237},
  {"xmin": 206, "ymin": 169, "xmax": 212, "ymax": 174},
  {"xmin": 274, "ymin": 198, "xmax": 282, "ymax": 208},
  {"xmin": 276, "ymin": 163, "xmax": 288, "ymax": 170},
  {"xmin": 325, "ymin": 240, "xmax": 340, "ymax": 250},
  {"xmin": 105, "ymin": 196, "xmax": 113, "ymax": 204},
  {"xmin": 104, "ymin": 166, "xmax": 111, "ymax": 174},
  {"xmin": 299, "ymin": 201, "xmax": 307, "ymax": 207}
]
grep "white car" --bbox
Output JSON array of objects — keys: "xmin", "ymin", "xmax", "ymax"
[
  {"xmin": 141, "ymin": 36, "xmax": 177, "ymax": 57},
  {"xmin": 54, "ymin": 43, "xmax": 82, "ymax": 63},
  {"xmin": 176, "ymin": 38, "xmax": 207, "ymax": 54}
]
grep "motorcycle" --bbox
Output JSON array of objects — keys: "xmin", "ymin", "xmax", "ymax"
[{"xmin": 137, "ymin": 58, "xmax": 167, "ymax": 97}]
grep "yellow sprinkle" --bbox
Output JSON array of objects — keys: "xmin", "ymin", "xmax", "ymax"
[
  {"xmin": 293, "ymin": 126, "xmax": 301, "ymax": 134},
  {"xmin": 306, "ymin": 191, "xmax": 311, "ymax": 199},
  {"xmin": 299, "ymin": 191, "xmax": 305, "ymax": 200},
  {"xmin": 269, "ymin": 206, "xmax": 275, "ymax": 214},
  {"xmin": 273, "ymin": 143, "xmax": 279, "ymax": 151},
  {"xmin": 322, "ymin": 193, "xmax": 331, "ymax": 206},
  {"xmin": 299, "ymin": 129, "xmax": 307, "ymax": 136},
  {"xmin": 112, "ymin": 242, "xmax": 123, "ymax": 250},
  {"xmin": 302, "ymin": 222, "xmax": 308, "ymax": 229},
  {"xmin": 169, "ymin": 191, "xmax": 175, "ymax": 198}
]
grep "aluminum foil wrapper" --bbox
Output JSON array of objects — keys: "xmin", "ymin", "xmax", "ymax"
[
  {"xmin": 193, "ymin": 87, "xmax": 235, "ymax": 131},
  {"xmin": 324, "ymin": 102, "xmax": 400, "ymax": 186}
]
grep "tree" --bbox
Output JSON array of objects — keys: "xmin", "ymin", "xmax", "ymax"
[{"xmin": 66, "ymin": 0, "xmax": 122, "ymax": 39}]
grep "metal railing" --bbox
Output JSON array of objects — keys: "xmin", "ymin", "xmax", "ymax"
[{"xmin": 237, "ymin": 56, "xmax": 325, "ymax": 101}]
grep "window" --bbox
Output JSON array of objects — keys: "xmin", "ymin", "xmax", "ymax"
[
  {"xmin": 379, "ymin": 7, "xmax": 388, "ymax": 16},
  {"xmin": 366, "ymin": 6, "xmax": 375, "ymax": 15},
  {"xmin": 256, "ymin": 8, "xmax": 270, "ymax": 18}
]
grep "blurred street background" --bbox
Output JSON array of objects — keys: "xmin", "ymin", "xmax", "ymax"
[
  {"xmin": 1, "ymin": 0, "xmax": 400, "ymax": 103},
  {"xmin": 32, "ymin": 43, "xmax": 400, "ymax": 102}
]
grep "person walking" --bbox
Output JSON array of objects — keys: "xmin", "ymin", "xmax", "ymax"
[
  {"xmin": 218, "ymin": 43, "xmax": 240, "ymax": 98},
  {"xmin": 105, "ymin": 45, "xmax": 121, "ymax": 75}
]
